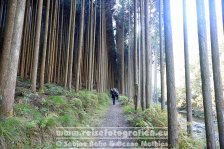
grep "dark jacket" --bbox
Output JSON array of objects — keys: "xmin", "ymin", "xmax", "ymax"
[{"xmin": 110, "ymin": 88, "xmax": 119, "ymax": 98}]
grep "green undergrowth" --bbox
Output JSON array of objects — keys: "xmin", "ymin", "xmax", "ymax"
[
  {"xmin": 119, "ymin": 96, "xmax": 205, "ymax": 149},
  {"xmin": 0, "ymin": 83, "xmax": 109, "ymax": 148}
]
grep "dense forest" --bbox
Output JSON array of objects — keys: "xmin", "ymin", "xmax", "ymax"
[{"xmin": 0, "ymin": 0, "xmax": 224, "ymax": 148}]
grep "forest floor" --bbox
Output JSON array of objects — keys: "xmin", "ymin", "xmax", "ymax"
[
  {"xmin": 98, "ymin": 101, "xmax": 129, "ymax": 127},
  {"xmin": 91, "ymin": 101, "xmax": 135, "ymax": 148},
  {"xmin": 0, "ymin": 78, "xmax": 113, "ymax": 148}
]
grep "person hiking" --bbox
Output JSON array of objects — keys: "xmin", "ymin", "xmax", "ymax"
[
  {"xmin": 113, "ymin": 88, "xmax": 119, "ymax": 100},
  {"xmin": 110, "ymin": 88, "xmax": 119, "ymax": 105}
]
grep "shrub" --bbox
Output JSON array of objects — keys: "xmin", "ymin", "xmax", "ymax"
[
  {"xmin": 123, "ymin": 105, "xmax": 147, "ymax": 127},
  {"xmin": 69, "ymin": 98, "xmax": 83, "ymax": 109},
  {"xmin": 4, "ymin": 81, "xmax": 110, "ymax": 148},
  {"xmin": 118, "ymin": 96, "xmax": 129, "ymax": 105},
  {"xmin": 0, "ymin": 117, "xmax": 27, "ymax": 148},
  {"xmin": 44, "ymin": 84, "xmax": 68, "ymax": 95},
  {"xmin": 76, "ymin": 91, "xmax": 98, "ymax": 112},
  {"xmin": 39, "ymin": 113, "xmax": 58, "ymax": 129},
  {"xmin": 98, "ymin": 93, "xmax": 109, "ymax": 105},
  {"xmin": 121, "ymin": 103, "xmax": 206, "ymax": 149},
  {"xmin": 58, "ymin": 114, "xmax": 78, "ymax": 127},
  {"xmin": 42, "ymin": 96, "xmax": 67, "ymax": 113},
  {"xmin": 179, "ymin": 131, "xmax": 205, "ymax": 149},
  {"xmin": 47, "ymin": 96, "xmax": 66, "ymax": 105},
  {"xmin": 14, "ymin": 103, "xmax": 42, "ymax": 120},
  {"xmin": 143, "ymin": 105, "xmax": 167, "ymax": 127}
]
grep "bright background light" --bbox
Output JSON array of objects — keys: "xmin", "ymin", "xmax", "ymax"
[{"xmin": 170, "ymin": 0, "xmax": 224, "ymax": 87}]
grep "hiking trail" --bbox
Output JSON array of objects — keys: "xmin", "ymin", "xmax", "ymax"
[{"xmin": 91, "ymin": 102, "xmax": 134, "ymax": 148}]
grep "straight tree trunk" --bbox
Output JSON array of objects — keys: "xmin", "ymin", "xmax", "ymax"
[
  {"xmin": 140, "ymin": 0, "xmax": 145, "ymax": 110},
  {"xmin": 163, "ymin": 0, "xmax": 178, "ymax": 147},
  {"xmin": 101, "ymin": 3, "xmax": 107, "ymax": 92},
  {"xmin": 90, "ymin": 2, "xmax": 96, "ymax": 90},
  {"xmin": 145, "ymin": 0, "xmax": 152, "ymax": 108},
  {"xmin": 127, "ymin": 0, "xmax": 131, "ymax": 99},
  {"xmin": 64, "ymin": 1, "xmax": 73, "ymax": 88},
  {"xmin": 121, "ymin": 2, "xmax": 125, "ymax": 95},
  {"xmin": 88, "ymin": 0, "xmax": 94, "ymax": 90},
  {"xmin": 40, "ymin": 0, "xmax": 50, "ymax": 90},
  {"xmin": 19, "ymin": 0, "xmax": 29, "ymax": 79},
  {"xmin": 97, "ymin": 0, "xmax": 102, "ymax": 92},
  {"xmin": 46, "ymin": 0, "xmax": 54, "ymax": 82},
  {"xmin": 49, "ymin": 0, "xmax": 58, "ymax": 82},
  {"xmin": 75, "ymin": 0, "xmax": 85, "ymax": 91},
  {"xmin": 53, "ymin": 2, "xmax": 60, "ymax": 83},
  {"xmin": 31, "ymin": 0, "xmax": 43, "ymax": 92},
  {"xmin": 29, "ymin": 2, "xmax": 38, "ymax": 80},
  {"xmin": 24, "ymin": 2, "xmax": 33, "ymax": 79},
  {"xmin": 196, "ymin": 0, "xmax": 216, "ymax": 148},
  {"xmin": 183, "ymin": 0, "xmax": 192, "ymax": 136},
  {"xmin": 57, "ymin": 0, "xmax": 64, "ymax": 84},
  {"xmin": 86, "ymin": 0, "xmax": 91, "ymax": 88},
  {"xmin": 68, "ymin": 0, "xmax": 77, "ymax": 89},
  {"xmin": 0, "ymin": 0, "xmax": 26, "ymax": 118},
  {"xmin": 0, "ymin": 0, "xmax": 17, "ymax": 84},
  {"xmin": 115, "ymin": 1, "xmax": 125, "ymax": 94},
  {"xmin": 134, "ymin": 0, "xmax": 139, "ymax": 110},
  {"xmin": 209, "ymin": 0, "xmax": 224, "ymax": 147},
  {"xmin": 159, "ymin": 0, "xmax": 165, "ymax": 110},
  {"xmin": 138, "ymin": 10, "xmax": 141, "ymax": 108},
  {"xmin": 105, "ymin": 0, "xmax": 116, "ymax": 88}
]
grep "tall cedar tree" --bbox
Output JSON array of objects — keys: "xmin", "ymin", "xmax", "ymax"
[
  {"xmin": 87, "ymin": 0, "xmax": 94, "ymax": 90},
  {"xmin": 163, "ymin": 0, "xmax": 178, "ymax": 147},
  {"xmin": 145, "ymin": 0, "xmax": 152, "ymax": 109},
  {"xmin": 127, "ymin": 0, "xmax": 131, "ymax": 99},
  {"xmin": 140, "ymin": 0, "xmax": 146, "ymax": 110},
  {"xmin": 0, "ymin": 0, "xmax": 17, "ymax": 85},
  {"xmin": 134, "ymin": 0, "xmax": 139, "ymax": 110},
  {"xmin": 75, "ymin": 0, "xmax": 85, "ymax": 91},
  {"xmin": 40, "ymin": 0, "xmax": 50, "ymax": 90},
  {"xmin": 0, "ymin": 0, "xmax": 26, "ymax": 118},
  {"xmin": 68, "ymin": 0, "xmax": 77, "ymax": 89},
  {"xmin": 159, "ymin": 0, "xmax": 165, "ymax": 110},
  {"xmin": 115, "ymin": 0, "xmax": 125, "ymax": 94},
  {"xmin": 196, "ymin": 0, "xmax": 216, "ymax": 148},
  {"xmin": 64, "ymin": 1, "xmax": 73, "ymax": 88},
  {"xmin": 31, "ymin": 0, "xmax": 43, "ymax": 92},
  {"xmin": 209, "ymin": 0, "xmax": 224, "ymax": 147},
  {"xmin": 183, "ymin": 0, "xmax": 192, "ymax": 136},
  {"xmin": 0, "ymin": 0, "xmax": 18, "ymax": 117}
]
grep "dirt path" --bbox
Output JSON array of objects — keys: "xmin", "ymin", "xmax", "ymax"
[
  {"xmin": 90, "ymin": 102, "xmax": 135, "ymax": 148},
  {"xmin": 98, "ymin": 102, "xmax": 129, "ymax": 127}
]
